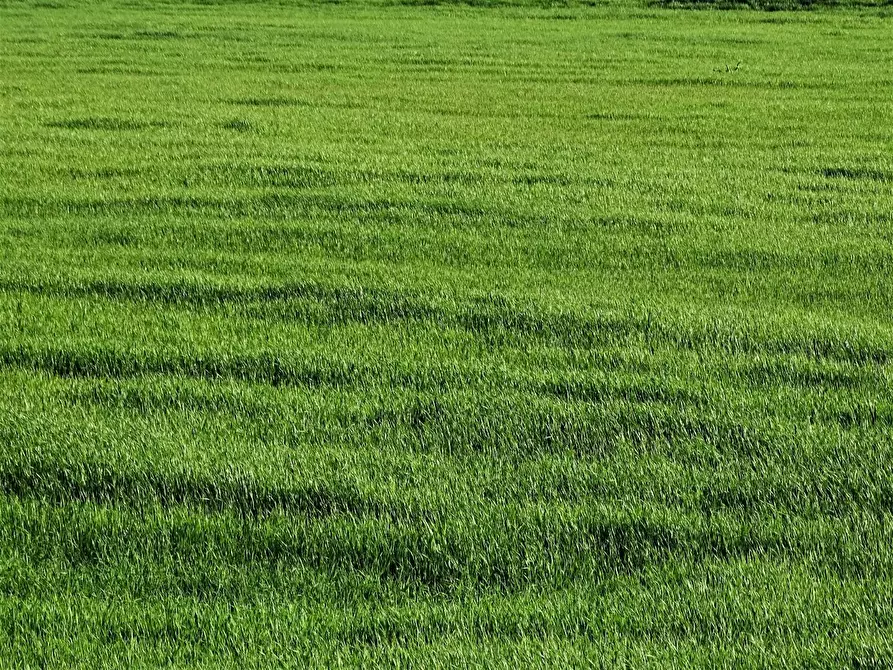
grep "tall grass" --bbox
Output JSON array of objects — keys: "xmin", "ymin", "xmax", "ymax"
[{"xmin": 1, "ymin": 0, "xmax": 892, "ymax": 666}]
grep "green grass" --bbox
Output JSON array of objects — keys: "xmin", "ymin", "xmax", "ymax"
[{"xmin": 1, "ymin": 0, "xmax": 892, "ymax": 666}]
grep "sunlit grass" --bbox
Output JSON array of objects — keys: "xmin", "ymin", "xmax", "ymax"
[{"xmin": 1, "ymin": 0, "xmax": 892, "ymax": 666}]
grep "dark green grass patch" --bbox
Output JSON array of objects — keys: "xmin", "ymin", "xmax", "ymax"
[{"xmin": 45, "ymin": 117, "xmax": 169, "ymax": 131}]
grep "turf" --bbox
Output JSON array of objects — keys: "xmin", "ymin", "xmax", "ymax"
[{"xmin": 1, "ymin": 0, "xmax": 892, "ymax": 666}]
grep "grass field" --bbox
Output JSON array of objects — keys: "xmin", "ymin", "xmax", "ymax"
[{"xmin": 1, "ymin": 0, "xmax": 892, "ymax": 666}]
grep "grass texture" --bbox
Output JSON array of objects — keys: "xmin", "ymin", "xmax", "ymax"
[{"xmin": 1, "ymin": 0, "xmax": 892, "ymax": 666}]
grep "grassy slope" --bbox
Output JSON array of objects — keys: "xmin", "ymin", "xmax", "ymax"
[{"xmin": 1, "ymin": 0, "xmax": 892, "ymax": 666}]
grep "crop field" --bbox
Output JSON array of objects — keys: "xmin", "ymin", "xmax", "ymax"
[{"xmin": 1, "ymin": 0, "xmax": 892, "ymax": 666}]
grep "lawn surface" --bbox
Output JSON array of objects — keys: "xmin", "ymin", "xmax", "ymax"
[{"xmin": 1, "ymin": 0, "xmax": 892, "ymax": 666}]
